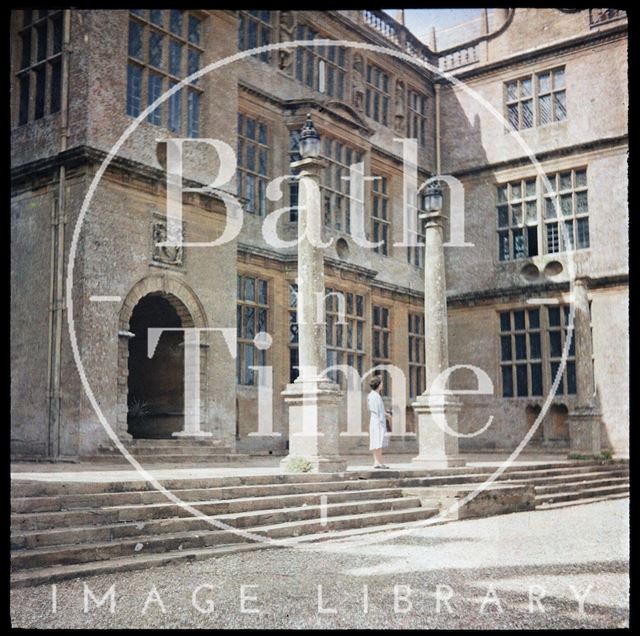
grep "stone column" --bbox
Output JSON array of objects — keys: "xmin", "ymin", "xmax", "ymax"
[
  {"xmin": 173, "ymin": 331, "xmax": 212, "ymax": 438},
  {"xmin": 412, "ymin": 207, "xmax": 465, "ymax": 467},
  {"xmin": 280, "ymin": 155, "xmax": 346, "ymax": 473},
  {"xmin": 568, "ymin": 276, "xmax": 602, "ymax": 455}
]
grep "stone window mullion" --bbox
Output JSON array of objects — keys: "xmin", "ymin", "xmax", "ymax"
[
  {"xmin": 371, "ymin": 174, "xmax": 391, "ymax": 256},
  {"xmin": 237, "ymin": 274, "xmax": 269, "ymax": 386},
  {"xmin": 372, "ymin": 304, "xmax": 392, "ymax": 396},
  {"xmin": 499, "ymin": 307, "xmax": 543, "ymax": 398},
  {"xmin": 15, "ymin": 9, "xmax": 64, "ymax": 125},
  {"xmin": 320, "ymin": 135, "xmax": 363, "ymax": 234},
  {"xmin": 408, "ymin": 313, "xmax": 425, "ymax": 399},
  {"xmin": 325, "ymin": 287, "xmax": 365, "ymax": 387},
  {"xmin": 126, "ymin": 10, "xmax": 203, "ymax": 136}
]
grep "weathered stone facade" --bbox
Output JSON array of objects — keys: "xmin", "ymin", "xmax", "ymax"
[{"xmin": 10, "ymin": 9, "xmax": 628, "ymax": 459}]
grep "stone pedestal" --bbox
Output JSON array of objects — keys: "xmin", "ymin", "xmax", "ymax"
[
  {"xmin": 412, "ymin": 394, "xmax": 466, "ymax": 467},
  {"xmin": 280, "ymin": 378, "xmax": 347, "ymax": 473},
  {"xmin": 566, "ymin": 273, "xmax": 603, "ymax": 457},
  {"xmin": 568, "ymin": 407, "xmax": 602, "ymax": 455}
]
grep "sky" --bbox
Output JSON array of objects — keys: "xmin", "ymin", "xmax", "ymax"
[{"xmin": 383, "ymin": 8, "xmax": 484, "ymax": 47}]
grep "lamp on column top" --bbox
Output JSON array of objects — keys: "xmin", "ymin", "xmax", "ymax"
[
  {"xmin": 424, "ymin": 179, "xmax": 443, "ymax": 213},
  {"xmin": 299, "ymin": 113, "xmax": 321, "ymax": 159}
]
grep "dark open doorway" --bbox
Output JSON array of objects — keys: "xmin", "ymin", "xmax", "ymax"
[{"xmin": 127, "ymin": 293, "xmax": 186, "ymax": 438}]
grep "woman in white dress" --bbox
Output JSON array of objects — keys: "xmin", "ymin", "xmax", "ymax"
[{"xmin": 367, "ymin": 375, "xmax": 389, "ymax": 469}]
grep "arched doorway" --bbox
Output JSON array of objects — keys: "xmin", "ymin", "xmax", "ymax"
[
  {"xmin": 548, "ymin": 404, "xmax": 570, "ymax": 445},
  {"xmin": 526, "ymin": 405, "xmax": 544, "ymax": 444},
  {"xmin": 127, "ymin": 293, "xmax": 192, "ymax": 438},
  {"xmin": 116, "ymin": 275, "xmax": 209, "ymax": 441}
]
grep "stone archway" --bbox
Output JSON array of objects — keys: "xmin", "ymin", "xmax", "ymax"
[
  {"xmin": 116, "ymin": 275, "xmax": 208, "ymax": 439},
  {"xmin": 548, "ymin": 404, "xmax": 570, "ymax": 445},
  {"xmin": 526, "ymin": 404, "xmax": 544, "ymax": 443}
]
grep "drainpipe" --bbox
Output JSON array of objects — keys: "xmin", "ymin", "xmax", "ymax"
[
  {"xmin": 434, "ymin": 83, "xmax": 441, "ymax": 175},
  {"xmin": 47, "ymin": 8, "xmax": 71, "ymax": 460}
]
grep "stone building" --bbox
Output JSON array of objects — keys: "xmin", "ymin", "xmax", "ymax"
[{"xmin": 10, "ymin": 9, "xmax": 628, "ymax": 460}]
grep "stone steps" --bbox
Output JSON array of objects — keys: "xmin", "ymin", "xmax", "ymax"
[
  {"xmin": 87, "ymin": 453, "xmax": 251, "ymax": 464},
  {"xmin": 11, "ymin": 487, "xmax": 406, "ymax": 530},
  {"xmin": 10, "ymin": 502, "xmax": 438, "ymax": 571},
  {"xmin": 534, "ymin": 476, "xmax": 628, "ymax": 495},
  {"xmin": 86, "ymin": 439, "xmax": 247, "ymax": 464},
  {"xmin": 95, "ymin": 448, "xmax": 234, "ymax": 457},
  {"xmin": 535, "ymin": 483, "xmax": 630, "ymax": 505},
  {"xmin": 10, "ymin": 463, "xmax": 627, "ymax": 517},
  {"xmin": 537, "ymin": 491, "xmax": 630, "ymax": 510},
  {"xmin": 12, "ymin": 495, "xmax": 422, "ymax": 549},
  {"xmin": 12, "ymin": 464, "xmax": 622, "ymax": 513},
  {"xmin": 10, "ymin": 460, "xmax": 628, "ymax": 585},
  {"xmin": 10, "ymin": 543, "xmax": 273, "ymax": 589},
  {"xmin": 10, "ymin": 460, "xmax": 621, "ymax": 499}
]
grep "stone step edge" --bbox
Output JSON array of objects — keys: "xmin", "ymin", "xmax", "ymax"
[
  {"xmin": 535, "ymin": 484, "xmax": 630, "ymax": 502},
  {"xmin": 11, "ymin": 504, "xmax": 438, "ymax": 563},
  {"xmin": 11, "ymin": 487, "xmax": 406, "ymax": 522},
  {"xmin": 12, "ymin": 469, "xmax": 628, "ymax": 528},
  {"xmin": 533, "ymin": 477, "xmax": 629, "ymax": 492},
  {"xmin": 9, "ymin": 468, "xmax": 628, "ymax": 513},
  {"xmin": 10, "ymin": 461, "xmax": 626, "ymax": 498},
  {"xmin": 249, "ymin": 505, "xmax": 439, "ymax": 535},
  {"xmin": 11, "ymin": 495, "xmax": 423, "ymax": 542},
  {"xmin": 9, "ymin": 512, "xmax": 452, "ymax": 588},
  {"xmin": 11, "ymin": 460, "xmax": 626, "ymax": 493},
  {"xmin": 10, "ymin": 542, "xmax": 278, "ymax": 589},
  {"xmin": 536, "ymin": 492, "xmax": 629, "ymax": 510}
]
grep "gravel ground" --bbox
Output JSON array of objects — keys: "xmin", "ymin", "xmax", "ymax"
[{"xmin": 10, "ymin": 498, "xmax": 629, "ymax": 629}]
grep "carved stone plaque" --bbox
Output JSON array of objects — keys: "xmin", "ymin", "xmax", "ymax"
[{"xmin": 152, "ymin": 216, "xmax": 184, "ymax": 267}]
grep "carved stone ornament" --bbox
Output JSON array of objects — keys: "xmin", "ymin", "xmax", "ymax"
[
  {"xmin": 152, "ymin": 218, "xmax": 184, "ymax": 267},
  {"xmin": 278, "ymin": 11, "xmax": 296, "ymax": 74}
]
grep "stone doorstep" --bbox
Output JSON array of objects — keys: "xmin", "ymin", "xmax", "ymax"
[
  {"xmin": 84, "ymin": 454, "xmax": 252, "ymax": 465},
  {"xmin": 401, "ymin": 482, "xmax": 536, "ymax": 521}
]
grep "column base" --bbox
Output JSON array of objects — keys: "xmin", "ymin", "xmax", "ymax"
[
  {"xmin": 281, "ymin": 377, "xmax": 346, "ymax": 473},
  {"xmin": 412, "ymin": 394, "xmax": 466, "ymax": 467},
  {"xmin": 568, "ymin": 407, "xmax": 602, "ymax": 455}
]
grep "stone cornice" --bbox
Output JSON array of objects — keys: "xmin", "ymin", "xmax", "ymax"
[
  {"xmin": 237, "ymin": 242, "xmax": 378, "ymax": 281},
  {"xmin": 448, "ymin": 134, "xmax": 629, "ymax": 179},
  {"xmin": 237, "ymin": 243, "xmax": 627, "ymax": 305},
  {"xmin": 447, "ymin": 273, "xmax": 629, "ymax": 308},
  {"xmin": 10, "ymin": 144, "xmax": 239, "ymax": 209},
  {"xmin": 439, "ymin": 22, "xmax": 627, "ymax": 84},
  {"xmin": 239, "ymin": 80, "xmax": 375, "ymax": 137}
]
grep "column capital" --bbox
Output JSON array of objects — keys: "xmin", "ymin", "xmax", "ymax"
[
  {"xmin": 419, "ymin": 210, "xmax": 447, "ymax": 228},
  {"xmin": 573, "ymin": 273, "xmax": 592, "ymax": 287},
  {"xmin": 290, "ymin": 157, "xmax": 326, "ymax": 176}
]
